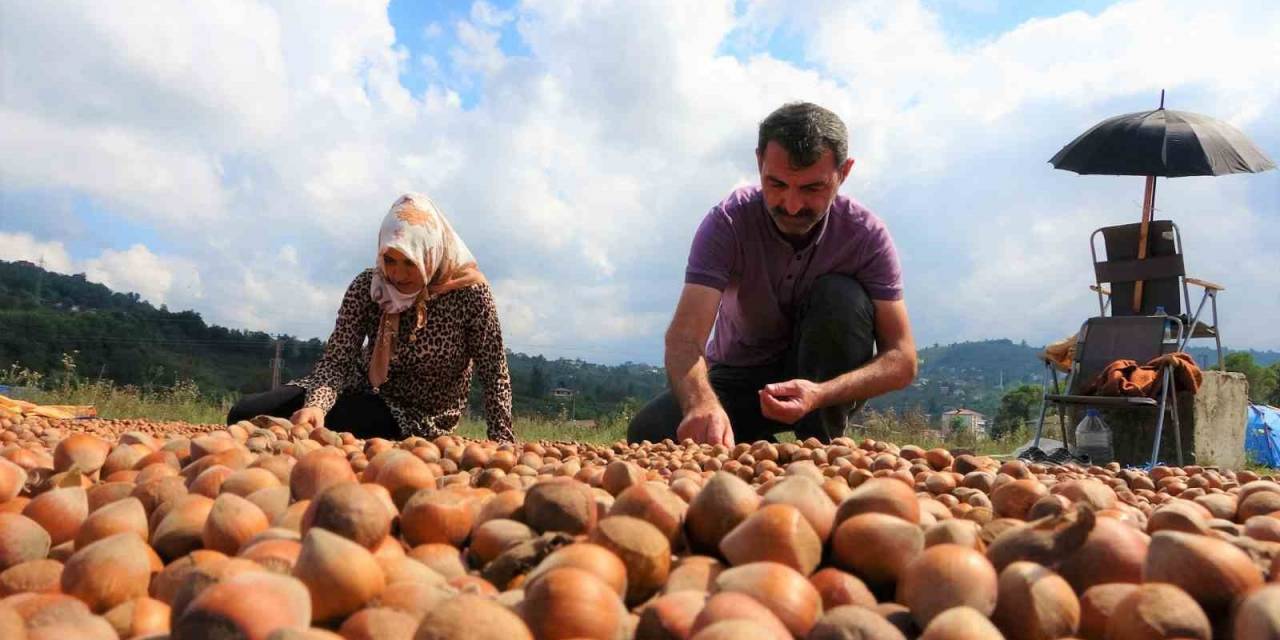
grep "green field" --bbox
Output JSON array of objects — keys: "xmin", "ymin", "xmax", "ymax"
[{"xmin": 18, "ymin": 372, "xmax": 1037, "ymax": 455}]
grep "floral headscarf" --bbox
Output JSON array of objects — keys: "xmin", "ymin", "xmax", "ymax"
[{"xmin": 368, "ymin": 193, "xmax": 486, "ymax": 389}]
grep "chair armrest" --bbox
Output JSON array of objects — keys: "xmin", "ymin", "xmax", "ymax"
[
  {"xmin": 1185, "ymin": 277, "xmax": 1224, "ymax": 291},
  {"xmin": 1089, "ymin": 284, "xmax": 1112, "ymax": 296}
]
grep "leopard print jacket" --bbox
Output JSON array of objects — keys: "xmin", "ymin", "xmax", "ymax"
[{"xmin": 288, "ymin": 269, "xmax": 515, "ymax": 442}]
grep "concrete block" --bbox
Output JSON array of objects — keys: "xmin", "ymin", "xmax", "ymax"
[
  {"xmin": 1189, "ymin": 370, "xmax": 1249, "ymax": 469},
  {"xmin": 1088, "ymin": 370, "xmax": 1248, "ymax": 468}
]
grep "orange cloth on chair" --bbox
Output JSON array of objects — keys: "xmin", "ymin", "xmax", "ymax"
[
  {"xmin": 1041, "ymin": 333, "xmax": 1077, "ymax": 373},
  {"xmin": 1082, "ymin": 352, "xmax": 1203, "ymax": 398}
]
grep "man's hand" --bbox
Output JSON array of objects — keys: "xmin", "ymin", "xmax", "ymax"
[
  {"xmin": 676, "ymin": 404, "xmax": 735, "ymax": 447},
  {"xmin": 290, "ymin": 406, "xmax": 325, "ymax": 430},
  {"xmin": 759, "ymin": 379, "xmax": 823, "ymax": 424}
]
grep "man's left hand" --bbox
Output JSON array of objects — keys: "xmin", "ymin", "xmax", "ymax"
[{"xmin": 759, "ymin": 379, "xmax": 823, "ymax": 424}]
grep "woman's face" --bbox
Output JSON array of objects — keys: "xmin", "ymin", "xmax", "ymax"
[{"xmin": 381, "ymin": 247, "xmax": 424, "ymax": 294}]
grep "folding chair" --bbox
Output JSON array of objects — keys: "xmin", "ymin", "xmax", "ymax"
[
  {"xmin": 1089, "ymin": 220, "xmax": 1224, "ymax": 369},
  {"xmin": 1033, "ymin": 316, "xmax": 1186, "ymax": 468}
]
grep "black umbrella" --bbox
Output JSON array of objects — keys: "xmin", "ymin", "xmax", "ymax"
[{"xmin": 1049, "ymin": 91, "xmax": 1275, "ymax": 312}]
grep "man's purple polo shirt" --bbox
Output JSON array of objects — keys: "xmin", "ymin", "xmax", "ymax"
[{"xmin": 685, "ymin": 185, "xmax": 903, "ymax": 368}]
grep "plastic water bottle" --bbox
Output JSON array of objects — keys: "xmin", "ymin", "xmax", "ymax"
[
  {"xmin": 1153, "ymin": 305, "xmax": 1174, "ymax": 344},
  {"xmin": 1075, "ymin": 409, "xmax": 1112, "ymax": 464}
]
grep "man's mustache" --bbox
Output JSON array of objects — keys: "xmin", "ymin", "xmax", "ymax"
[{"xmin": 770, "ymin": 206, "xmax": 819, "ymax": 221}]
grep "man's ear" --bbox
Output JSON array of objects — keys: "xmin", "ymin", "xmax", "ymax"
[
  {"xmin": 838, "ymin": 157, "xmax": 855, "ymax": 183},
  {"xmin": 755, "ymin": 148, "xmax": 764, "ymax": 172}
]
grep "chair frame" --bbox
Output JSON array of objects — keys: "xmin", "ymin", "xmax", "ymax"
[
  {"xmin": 1089, "ymin": 220, "xmax": 1224, "ymax": 369},
  {"xmin": 1033, "ymin": 315, "xmax": 1186, "ymax": 468}
]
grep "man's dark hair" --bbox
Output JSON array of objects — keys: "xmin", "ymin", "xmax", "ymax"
[{"xmin": 756, "ymin": 102, "xmax": 849, "ymax": 169}]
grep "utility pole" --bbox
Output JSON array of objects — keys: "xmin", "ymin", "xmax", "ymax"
[
  {"xmin": 270, "ymin": 338, "xmax": 283, "ymax": 389},
  {"xmin": 34, "ymin": 256, "xmax": 45, "ymax": 305}
]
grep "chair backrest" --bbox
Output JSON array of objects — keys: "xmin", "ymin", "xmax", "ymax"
[
  {"xmin": 1092, "ymin": 220, "xmax": 1187, "ymax": 316},
  {"xmin": 1067, "ymin": 316, "xmax": 1181, "ymax": 395}
]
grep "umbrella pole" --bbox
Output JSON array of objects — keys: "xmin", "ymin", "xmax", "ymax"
[
  {"xmin": 1132, "ymin": 91, "xmax": 1165, "ymax": 314},
  {"xmin": 1133, "ymin": 175, "xmax": 1156, "ymax": 313}
]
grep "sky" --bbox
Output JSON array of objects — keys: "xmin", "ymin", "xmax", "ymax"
[{"xmin": 1, "ymin": 0, "xmax": 1278, "ymax": 366}]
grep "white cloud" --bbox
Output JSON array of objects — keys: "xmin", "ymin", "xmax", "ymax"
[
  {"xmin": 0, "ymin": 232, "xmax": 75, "ymax": 273},
  {"xmin": 471, "ymin": 1, "xmax": 512, "ymax": 28},
  {"xmin": 0, "ymin": 233, "xmax": 203, "ymax": 310},
  {"xmin": 200, "ymin": 244, "xmax": 344, "ymax": 339},
  {"xmin": 452, "ymin": 18, "xmax": 508, "ymax": 76},
  {"xmin": 1, "ymin": 0, "xmax": 1277, "ymax": 364},
  {"xmin": 0, "ymin": 109, "xmax": 229, "ymax": 224},
  {"xmin": 82, "ymin": 244, "xmax": 203, "ymax": 308}
]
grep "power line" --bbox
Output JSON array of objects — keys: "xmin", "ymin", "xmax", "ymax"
[
  {"xmin": 5, "ymin": 328, "xmax": 650, "ymax": 359},
  {"xmin": 1, "ymin": 333, "xmax": 286, "ymax": 347}
]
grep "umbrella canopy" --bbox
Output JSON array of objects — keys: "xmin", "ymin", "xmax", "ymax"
[
  {"xmin": 1050, "ymin": 108, "xmax": 1276, "ymax": 177},
  {"xmin": 1049, "ymin": 96, "xmax": 1275, "ymax": 315}
]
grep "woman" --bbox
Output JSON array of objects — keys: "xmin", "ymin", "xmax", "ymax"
[{"xmin": 227, "ymin": 193, "xmax": 515, "ymax": 443}]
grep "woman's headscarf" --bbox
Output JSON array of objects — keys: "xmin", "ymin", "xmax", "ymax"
[{"xmin": 368, "ymin": 193, "xmax": 486, "ymax": 389}]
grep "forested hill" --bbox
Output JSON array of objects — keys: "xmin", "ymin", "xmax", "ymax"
[
  {"xmin": 0, "ymin": 259, "xmax": 665, "ymax": 418},
  {"xmin": 2, "ymin": 259, "xmax": 1274, "ymax": 420},
  {"xmin": 0, "ymin": 259, "xmax": 326, "ymax": 394}
]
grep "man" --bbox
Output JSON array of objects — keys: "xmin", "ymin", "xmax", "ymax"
[{"xmin": 628, "ymin": 102, "xmax": 917, "ymax": 446}]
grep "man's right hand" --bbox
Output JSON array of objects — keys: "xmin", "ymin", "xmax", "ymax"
[
  {"xmin": 290, "ymin": 406, "xmax": 325, "ymax": 430},
  {"xmin": 676, "ymin": 404, "xmax": 735, "ymax": 447}
]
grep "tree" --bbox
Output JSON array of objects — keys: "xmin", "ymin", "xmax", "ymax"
[
  {"xmin": 1261, "ymin": 362, "xmax": 1280, "ymax": 407},
  {"xmin": 992, "ymin": 384, "xmax": 1042, "ymax": 439},
  {"xmin": 1224, "ymin": 352, "xmax": 1277, "ymax": 403},
  {"xmin": 527, "ymin": 363, "xmax": 548, "ymax": 397}
]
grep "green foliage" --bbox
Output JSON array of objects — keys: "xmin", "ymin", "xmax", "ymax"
[
  {"xmin": 873, "ymin": 339, "xmax": 1048, "ymax": 417},
  {"xmin": 1267, "ymin": 363, "xmax": 1280, "ymax": 407},
  {"xmin": 9, "ymin": 258, "xmax": 1278, "ymax": 429},
  {"xmin": 1225, "ymin": 352, "xmax": 1279, "ymax": 404},
  {"xmin": 0, "ymin": 260, "xmax": 324, "ymax": 395},
  {"xmin": 26, "ymin": 351, "xmax": 1037, "ymax": 453},
  {"xmin": 526, "ymin": 362, "xmax": 549, "ymax": 397},
  {"xmin": 992, "ymin": 383, "xmax": 1043, "ymax": 440},
  {"xmin": 851, "ymin": 407, "xmax": 1031, "ymax": 455},
  {"xmin": 2, "ymin": 259, "xmax": 665, "ymax": 422},
  {"xmin": 496, "ymin": 353, "xmax": 665, "ymax": 420},
  {"xmin": 455, "ymin": 409, "xmax": 632, "ymax": 445},
  {"xmin": 7, "ymin": 352, "xmax": 231, "ymax": 424}
]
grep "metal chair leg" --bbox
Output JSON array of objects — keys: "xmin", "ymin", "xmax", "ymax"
[
  {"xmin": 1210, "ymin": 292, "xmax": 1224, "ymax": 371},
  {"xmin": 1033, "ymin": 362, "xmax": 1051, "ymax": 450},
  {"xmin": 1179, "ymin": 292, "xmax": 1209, "ymax": 352},
  {"xmin": 1051, "ymin": 368, "xmax": 1069, "ymax": 448},
  {"xmin": 1169, "ymin": 375, "xmax": 1184, "ymax": 466},
  {"xmin": 1149, "ymin": 370, "xmax": 1172, "ymax": 469}
]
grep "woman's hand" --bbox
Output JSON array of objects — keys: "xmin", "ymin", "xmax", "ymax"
[{"xmin": 290, "ymin": 406, "xmax": 326, "ymax": 430}]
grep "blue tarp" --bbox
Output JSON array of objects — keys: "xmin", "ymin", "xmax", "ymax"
[{"xmin": 1245, "ymin": 404, "xmax": 1280, "ymax": 468}]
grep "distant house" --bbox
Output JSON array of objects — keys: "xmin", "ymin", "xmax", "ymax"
[
  {"xmin": 551, "ymin": 387, "xmax": 574, "ymax": 399},
  {"xmin": 940, "ymin": 408, "xmax": 988, "ymax": 440}
]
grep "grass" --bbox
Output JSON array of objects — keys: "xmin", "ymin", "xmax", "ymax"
[
  {"xmin": 456, "ymin": 415, "xmax": 630, "ymax": 444},
  {"xmin": 12, "ymin": 374, "xmax": 1279, "ymax": 475},
  {"xmin": 3, "ymin": 359, "xmax": 1064, "ymax": 454},
  {"xmin": 20, "ymin": 380, "xmax": 1031, "ymax": 451},
  {"xmin": 18, "ymin": 389, "xmax": 1032, "ymax": 454},
  {"xmin": 20, "ymin": 379, "xmax": 232, "ymax": 424}
]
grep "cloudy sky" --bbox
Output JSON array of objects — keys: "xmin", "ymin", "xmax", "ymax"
[{"xmin": 2, "ymin": 0, "xmax": 1278, "ymax": 365}]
